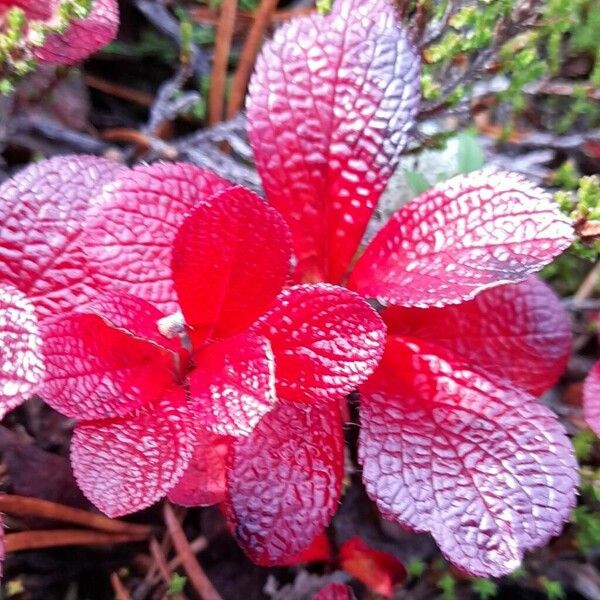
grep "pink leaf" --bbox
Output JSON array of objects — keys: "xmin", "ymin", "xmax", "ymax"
[
  {"xmin": 251, "ymin": 284, "xmax": 386, "ymax": 403},
  {"xmin": 172, "ymin": 186, "xmax": 291, "ymax": 343},
  {"xmin": 0, "ymin": 285, "xmax": 44, "ymax": 419},
  {"xmin": 359, "ymin": 337, "xmax": 577, "ymax": 577},
  {"xmin": 82, "ymin": 163, "xmax": 233, "ymax": 313},
  {"xmin": 225, "ymin": 401, "xmax": 344, "ymax": 565},
  {"xmin": 189, "ymin": 333, "xmax": 277, "ymax": 436},
  {"xmin": 34, "ymin": 0, "xmax": 119, "ymax": 65},
  {"xmin": 83, "ymin": 291, "xmax": 180, "ymax": 352},
  {"xmin": 583, "ymin": 360, "xmax": 600, "ymax": 437},
  {"xmin": 382, "ymin": 277, "xmax": 571, "ymax": 396},
  {"xmin": 339, "ymin": 536, "xmax": 406, "ymax": 598},
  {"xmin": 247, "ymin": 0, "xmax": 420, "ymax": 284},
  {"xmin": 168, "ymin": 432, "xmax": 230, "ymax": 507},
  {"xmin": 349, "ymin": 170, "xmax": 574, "ymax": 306},
  {"xmin": 314, "ymin": 583, "xmax": 356, "ymax": 600},
  {"xmin": 71, "ymin": 391, "xmax": 195, "ymax": 517},
  {"xmin": 42, "ymin": 313, "xmax": 176, "ymax": 420},
  {"xmin": 0, "ymin": 155, "xmax": 126, "ymax": 321}
]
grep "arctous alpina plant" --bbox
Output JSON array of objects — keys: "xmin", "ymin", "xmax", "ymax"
[{"xmin": 0, "ymin": 0, "xmax": 580, "ymax": 582}]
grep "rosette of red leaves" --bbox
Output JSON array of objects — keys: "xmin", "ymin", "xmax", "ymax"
[
  {"xmin": 242, "ymin": 0, "xmax": 578, "ymax": 577},
  {"xmin": 39, "ymin": 174, "xmax": 385, "ymax": 518},
  {"xmin": 0, "ymin": 0, "xmax": 118, "ymax": 65}
]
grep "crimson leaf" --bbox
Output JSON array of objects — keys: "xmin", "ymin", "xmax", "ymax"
[
  {"xmin": 251, "ymin": 284, "xmax": 386, "ymax": 403},
  {"xmin": 0, "ymin": 155, "xmax": 125, "ymax": 321},
  {"xmin": 0, "ymin": 284, "xmax": 43, "ymax": 419},
  {"xmin": 359, "ymin": 337, "xmax": 577, "ymax": 577},
  {"xmin": 583, "ymin": 360, "xmax": 600, "ymax": 437},
  {"xmin": 349, "ymin": 169, "xmax": 573, "ymax": 307},
  {"xmin": 42, "ymin": 313, "xmax": 176, "ymax": 419},
  {"xmin": 82, "ymin": 163, "xmax": 233, "ymax": 314},
  {"xmin": 71, "ymin": 392, "xmax": 195, "ymax": 517},
  {"xmin": 382, "ymin": 276, "xmax": 571, "ymax": 396},
  {"xmin": 168, "ymin": 432, "xmax": 230, "ymax": 507},
  {"xmin": 225, "ymin": 401, "xmax": 344, "ymax": 565},
  {"xmin": 172, "ymin": 186, "xmax": 291, "ymax": 343},
  {"xmin": 189, "ymin": 333, "xmax": 277, "ymax": 436},
  {"xmin": 314, "ymin": 583, "xmax": 356, "ymax": 600},
  {"xmin": 247, "ymin": 0, "xmax": 420, "ymax": 284}
]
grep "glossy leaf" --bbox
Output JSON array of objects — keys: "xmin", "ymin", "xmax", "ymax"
[
  {"xmin": 34, "ymin": 0, "xmax": 119, "ymax": 65},
  {"xmin": 225, "ymin": 401, "xmax": 344, "ymax": 565},
  {"xmin": 0, "ymin": 155, "xmax": 125, "ymax": 321},
  {"xmin": 339, "ymin": 536, "xmax": 406, "ymax": 598},
  {"xmin": 247, "ymin": 0, "xmax": 420, "ymax": 284},
  {"xmin": 71, "ymin": 392, "xmax": 195, "ymax": 517},
  {"xmin": 189, "ymin": 333, "xmax": 277, "ymax": 436},
  {"xmin": 172, "ymin": 186, "xmax": 291, "ymax": 343},
  {"xmin": 252, "ymin": 284, "xmax": 386, "ymax": 403},
  {"xmin": 0, "ymin": 285, "xmax": 44, "ymax": 419},
  {"xmin": 314, "ymin": 583, "xmax": 356, "ymax": 600},
  {"xmin": 359, "ymin": 337, "xmax": 578, "ymax": 577},
  {"xmin": 83, "ymin": 163, "xmax": 233, "ymax": 313},
  {"xmin": 83, "ymin": 291, "xmax": 179, "ymax": 352},
  {"xmin": 168, "ymin": 432, "xmax": 230, "ymax": 506},
  {"xmin": 383, "ymin": 277, "xmax": 571, "ymax": 396},
  {"xmin": 281, "ymin": 533, "xmax": 332, "ymax": 565},
  {"xmin": 349, "ymin": 169, "xmax": 574, "ymax": 306},
  {"xmin": 583, "ymin": 360, "xmax": 600, "ymax": 437},
  {"xmin": 42, "ymin": 313, "xmax": 175, "ymax": 420}
]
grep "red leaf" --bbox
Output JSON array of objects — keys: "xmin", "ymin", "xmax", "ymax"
[
  {"xmin": 0, "ymin": 285, "xmax": 44, "ymax": 419},
  {"xmin": 82, "ymin": 163, "xmax": 233, "ymax": 314},
  {"xmin": 382, "ymin": 277, "xmax": 571, "ymax": 396},
  {"xmin": 224, "ymin": 401, "xmax": 344, "ymax": 565},
  {"xmin": 359, "ymin": 337, "xmax": 578, "ymax": 577},
  {"xmin": 83, "ymin": 291, "xmax": 180, "ymax": 352},
  {"xmin": 247, "ymin": 0, "xmax": 420, "ymax": 284},
  {"xmin": 339, "ymin": 537, "xmax": 406, "ymax": 598},
  {"xmin": 168, "ymin": 432, "xmax": 230, "ymax": 507},
  {"xmin": 252, "ymin": 284, "xmax": 385, "ymax": 403},
  {"xmin": 583, "ymin": 360, "xmax": 600, "ymax": 437},
  {"xmin": 172, "ymin": 186, "xmax": 291, "ymax": 343},
  {"xmin": 349, "ymin": 170, "xmax": 573, "ymax": 306},
  {"xmin": 280, "ymin": 532, "xmax": 332, "ymax": 565},
  {"xmin": 71, "ymin": 391, "xmax": 195, "ymax": 517},
  {"xmin": 42, "ymin": 313, "xmax": 176, "ymax": 420},
  {"xmin": 34, "ymin": 0, "xmax": 119, "ymax": 65},
  {"xmin": 314, "ymin": 583, "xmax": 355, "ymax": 600},
  {"xmin": 189, "ymin": 333, "xmax": 277, "ymax": 436},
  {"xmin": 0, "ymin": 155, "xmax": 125, "ymax": 321}
]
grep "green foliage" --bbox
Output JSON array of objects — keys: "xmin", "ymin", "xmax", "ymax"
[
  {"xmin": 573, "ymin": 428, "xmax": 597, "ymax": 461},
  {"xmin": 471, "ymin": 578, "xmax": 499, "ymax": 600},
  {"xmin": 0, "ymin": 0, "xmax": 94, "ymax": 94},
  {"xmin": 404, "ymin": 169, "xmax": 431, "ymax": 195},
  {"xmin": 437, "ymin": 573, "xmax": 457, "ymax": 600},
  {"xmin": 406, "ymin": 557, "xmax": 426, "ymax": 579},
  {"xmin": 456, "ymin": 130, "xmax": 485, "ymax": 173},
  {"xmin": 169, "ymin": 573, "xmax": 187, "ymax": 593},
  {"xmin": 539, "ymin": 577, "xmax": 566, "ymax": 600},
  {"xmin": 572, "ymin": 506, "xmax": 600, "ymax": 553},
  {"xmin": 104, "ymin": 30, "xmax": 178, "ymax": 62}
]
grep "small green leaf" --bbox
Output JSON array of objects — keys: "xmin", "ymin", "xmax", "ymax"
[
  {"xmin": 471, "ymin": 578, "xmax": 498, "ymax": 600},
  {"xmin": 404, "ymin": 170, "xmax": 431, "ymax": 195},
  {"xmin": 539, "ymin": 577, "xmax": 566, "ymax": 600},
  {"xmin": 407, "ymin": 557, "xmax": 426, "ymax": 579},
  {"xmin": 456, "ymin": 130, "xmax": 485, "ymax": 174},
  {"xmin": 169, "ymin": 573, "xmax": 187, "ymax": 593},
  {"xmin": 438, "ymin": 573, "xmax": 457, "ymax": 600}
]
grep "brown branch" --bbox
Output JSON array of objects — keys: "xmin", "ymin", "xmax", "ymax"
[
  {"xmin": 5, "ymin": 529, "xmax": 148, "ymax": 552},
  {"xmin": 227, "ymin": 0, "xmax": 279, "ymax": 118},
  {"xmin": 0, "ymin": 495, "xmax": 151, "ymax": 537},
  {"xmin": 163, "ymin": 504, "xmax": 222, "ymax": 600},
  {"xmin": 84, "ymin": 74, "xmax": 155, "ymax": 107},
  {"xmin": 110, "ymin": 572, "xmax": 134, "ymax": 600},
  {"xmin": 209, "ymin": 0, "xmax": 239, "ymax": 125}
]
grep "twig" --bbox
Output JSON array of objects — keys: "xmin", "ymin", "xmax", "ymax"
[
  {"xmin": 163, "ymin": 504, "xmax": 222, "ymax": 600},
  {"xmin": 167, "ymin": 536, "xmax": 209, "ymax": 572},
  {"xmin": 574, "ymin": 260, "xmax": 600, "ymax": 302},
  {"xmin": 84, "ymin": 74, "xmax": 155, "ymax": 107},
  {"xmin": 0, "ymin": 495, "xmax": 151, "ymax": 536},
  {"xmin": 111, "ymin": 572, "xmax": 134, "ymax": 600},
  {"xmin": 5, "ymin": 529, "xmax": 149, "ymax": 552},
  {"xmin": 150, "ymin": 537, "xmax": 173, "ymax": 583},
  {"xmin": 209, "ymin": 0, "xmax": 239, "ymax": 124},
  {"xmin": 227, "ymin": 0, "xmax": 279, "ymax": 118}
]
